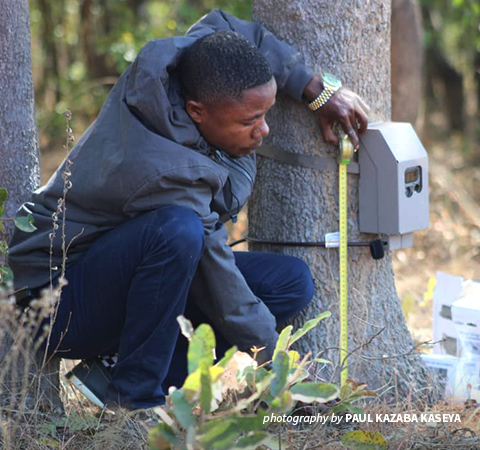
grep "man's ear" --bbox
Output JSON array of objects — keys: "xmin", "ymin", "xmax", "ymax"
[{"xmin": 185, "ymin": 100, "xmax": 206, "ymax": 124}]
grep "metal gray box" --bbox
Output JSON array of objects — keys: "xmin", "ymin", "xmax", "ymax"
[{"xmin": 358, "ymin": 122, "xmax": 429, "ymax": 238}]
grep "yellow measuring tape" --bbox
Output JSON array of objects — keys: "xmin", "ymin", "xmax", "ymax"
[{"xmin": 338, "ymin": 135, "xmax": 354, "ymax": 387}]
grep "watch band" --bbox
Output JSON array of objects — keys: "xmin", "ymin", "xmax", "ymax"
[
  {"xmin": 308, "ymin": 73, "xmax": 342, "ymax": 111},
  {"xmin": 308, "ymin": 86, "xmax": 336, "ymax": 111}
]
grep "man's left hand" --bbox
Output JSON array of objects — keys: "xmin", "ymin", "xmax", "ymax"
[{"xmin": 304, "ymin": 76, "xmax": 370, "ymax": 149}]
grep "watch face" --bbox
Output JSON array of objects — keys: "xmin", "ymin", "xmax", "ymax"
[{"xmin": 322, "ymin": 72, "xmax": 342, "ymax": 90}]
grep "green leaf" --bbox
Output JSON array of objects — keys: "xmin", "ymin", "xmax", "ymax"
[
  {"xmin": 290, "ymin": 367, "xmax": 310, "ymax": 383},
  {"xmin": 199, "ymin": 419, "xmax": 239, "ymax": 450},
  {"xmin": 183, "ymin": 366, "xmax": 223, "ymax": 393},
  {"xmin": 216, "ymin": 346, "xmax": 238, "ymax": 368},
  {"xmin": 0, "ymin": 241, "xmax": 8, "ymax": 256},
  {"xmin": 290, "ymin": 382, "xmax": 339, "ymax": 403},
  {"xmin": 272, "ymin": 325, "xmax": 292, "ymax": 359},
  {"xmin": 270, "ymin": 351, "xmax": 289, "ymax": 397},
  {"xmin": 14, "ymin": 214, "xmax": 37, "ymax": 233},
  {"xmin": 0, "ymin": 267, "xmax": 14, "ymax": 285},
  {"xmin": 0, "ymin": 221, "xmax": 4, "ymax": 232},
  {"xmin": 198, "ymin": 417, "xmax": 230, "ymax": 435},
  {"xmin": 288, "ymin": 350, "xmax": 300, "ymax": 368},
  {"xmin": 340, "ymin": 381, "xmax": 354, "ymax": 399},
  {"xmin": 309, "ymin": 358, "xmax": 332, "ymax": 365},
  {"xmin": 270, "ymin": 391, "xmax": 293, "ymax": 412},
  {"xmin": 346, "ymin": 405, "xmax": 366, "ymax": 417},
  {"xmin": 148, "ymin": 423, "xmax": 180, "ymax": 450},
  {"xmin": 0, "ymin": 188, "xmax": 7, "ymax": 204},
  {"xmin": 36, "ymin": 438, "xmax": 60, "ymax": 448},
  {"xmin": 233, "ymin": 411, "xmax": 269, "ymax": 432},
  {"xmin": 234, "ymin": 374, "xmax": 273, "ymax": 412},
  {"xmin": 200, "ymin": 359, "xmax": 213, "ymax": 413},
  {"xmin": 42, "ymin": 421, "xmax": 57, "ymax": 438},
  {"xmin": 349, "ymin": 390, "xmax": 378, "ymax": 400},
  {"xmin": 234, "ymin": 431, "xmax": 270, "ymax": 450},
  {"xmin": 331, "ymin": 403, "xmax": 349, "ymax": 414},
  {"xmin": 171, "ymin": 389, "xmax": 196, "ymax": 429},
  {"xmin": 290, "ymin": 311, "xmax": 331, "ymax": 345},
  {"xmin": 341, "ymin": 431, "xmax": 387, "ymax": 450},
  {"xmin": 243, "ymin": 366, "xmax": 269, "ymax": 392},
  {"xmin": 187, "ymin": 323, "xmax": 215, "ymax": 374}
]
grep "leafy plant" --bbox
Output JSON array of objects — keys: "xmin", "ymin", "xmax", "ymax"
[{"xmin": 149, "ymin": 312, "xmax": 379, "ymax": 450}]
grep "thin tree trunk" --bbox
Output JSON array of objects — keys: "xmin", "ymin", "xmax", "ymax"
[
  {"xmin": 474, "ymin": 51, "xmax": 480, "ymax": 122},
  {"xmin": 422, "ymin": 6, "xmax": 465, "ymax": 132},
  {"xmin": 0, "ymin": 0, "xmax": 40, "ymax": 239},
  {"xmin": 80, "ymin": 0, "xmax": 111, "ymax": 79},
  {"xmin": 0, "ymin": 0, "xmax": 62, "ymax": 414},
  {"xmin": 250, "ymin": 0, "xmax": 429, "ymax": 399},
  {"xmin": 37, "ymin": 0, "xmax": 62, "ymax": 105},
  {"xmin": 391, "ymin": 0, "xmax": 423, "ymax": 126}
]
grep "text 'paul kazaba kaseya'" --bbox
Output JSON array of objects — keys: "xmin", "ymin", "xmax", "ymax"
[
  {"xmin": 262, "ymin": 413, "xmax": 461, "ymax": 426},
  {"xmin": 345, "ymin": 413, "xmax": 461, "ymax": 423}
]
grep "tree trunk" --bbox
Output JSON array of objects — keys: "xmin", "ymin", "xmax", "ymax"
[
  {"xmin": 37, "ymin": 0, "xmax": 62, "ymax": 105},
  {"xmin": 250, "ymin": 0, "xmax": 428, "ymax": 399},
  {"xmin": 391, "ymin": 0, "xmax": 423, "ymax": 126},
  {"xmin": 0, "ymin": 0, "xmax": 40, "ymax": 239},
  {"xmin": 0, "ymin": 0, "xmax": 62, "ymax": 414},
  {"xmin": 80, "ymin": 0, "xmax": 113, "ymax": 80},
  {"xmin": 476, "ymin": 51, "xmax": 480, "ymax": 114},
  {"xmin": 422, "ymin": 6, "xmax": 465, "ymax": 132}
]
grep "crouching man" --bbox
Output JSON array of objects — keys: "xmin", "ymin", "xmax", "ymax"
[{"xmin": 9, "ymin": 10, "xmax": 369, "ymax": 410}]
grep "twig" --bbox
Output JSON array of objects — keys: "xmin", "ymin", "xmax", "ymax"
[{"xmin": 360, "ymin": 339, "xmax": 439, "ymax": 361}]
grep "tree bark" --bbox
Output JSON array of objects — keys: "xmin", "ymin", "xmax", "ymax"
[
  {"xmin": 391, "ymin": 0, "xmax": 423, "ymax": 125},
  {"xmin": 0, "ymin": 0, "xmax": 62, "ymax": 414},
  {"xmin": 250, "ymin": 0, "xmax": 428, "ymax": 399},
  {"xmin": 0, "ymin": 0, "xmax": 40, "ymax": 240}
]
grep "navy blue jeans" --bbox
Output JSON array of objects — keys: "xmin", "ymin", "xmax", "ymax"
[{"xmin": 49, "ymin": 206, "xmax": 314, "ymax": 409}]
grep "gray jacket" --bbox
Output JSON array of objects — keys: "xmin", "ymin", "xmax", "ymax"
[{"xmin": 9, "ymin": 10, "xmax": 313, "ymax": 360}]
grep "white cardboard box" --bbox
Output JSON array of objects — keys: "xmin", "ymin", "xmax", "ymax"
[
  {"xmin": 432, "ymin": 271, "xmax": 464, "ymax": 356},
  {"xmin": 421, "ymin": 354, "xmax": 458, "ymax": 397},
  {"xmin": 451, "ymin": 281, "xmax": 480, "ymax": 358},
  {"xmin": 421, "ymin": 354, "xmax": 480, "ymax": 401},
  {"xmin": 428, "ymin": 273, "xmax": 480, "ymax": 401}
]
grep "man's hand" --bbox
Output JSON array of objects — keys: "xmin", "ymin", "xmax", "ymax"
[{"xmin": 304, "ymin": 76, "xmax": 370, "ymax": 149}]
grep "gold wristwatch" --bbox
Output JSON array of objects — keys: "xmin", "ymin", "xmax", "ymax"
[{"xmin": 308, "ymin": 73, "xmax": 342, "ymax": 111}]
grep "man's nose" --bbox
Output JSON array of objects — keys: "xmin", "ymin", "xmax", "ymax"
[{"xmin": 254, "ymin": 118, "xmax": 269, "ymax": 139}]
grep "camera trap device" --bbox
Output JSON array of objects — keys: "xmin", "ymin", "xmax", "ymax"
[
  {"xmin": 358, "ymin": 122, "xmax": 429, "ymax": 250},
  {"xmin": 338, "ymin": 122, "xmax": 428, "ymax": 385}
]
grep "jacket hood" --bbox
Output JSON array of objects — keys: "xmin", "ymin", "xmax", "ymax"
[{"xmin": 125, "ymin": 34, "xmax": 212, "ymax": 155}]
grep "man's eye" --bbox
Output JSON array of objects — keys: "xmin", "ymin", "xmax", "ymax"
[{"xmin": 243, "ymin": 121, "xmax": 255, "ymax": 126}]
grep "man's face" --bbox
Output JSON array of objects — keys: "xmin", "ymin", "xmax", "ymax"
[{"xmin": 186, "ymin": 77, "xmax": 277, "ymax": 157}]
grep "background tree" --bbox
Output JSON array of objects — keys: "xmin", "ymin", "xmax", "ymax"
[
  {"xmin": 0, "ymin": 0, "xmax": 40, "ymax": 240},
  {"xmin": 420, "ymin": 0, "xmax": 480, "ymax": 136},
  {"xmin": 249, "ymin": 0, "xmax": 429, "ymax": 397},
  {"xmin": 0, "ymin": 0, "xmax": 62, "ymax": 413},
  {"xmin": 391, "ymin": 0, "xmax": 423, "ymax": 125}
]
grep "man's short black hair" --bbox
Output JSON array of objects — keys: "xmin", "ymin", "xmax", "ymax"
[{"xmin": 179, "ymin": 31, "xmax": 273, "ymax": 104}]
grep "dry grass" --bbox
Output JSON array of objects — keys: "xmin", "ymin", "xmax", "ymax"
[
  {"xmin": 1, "ymin": 297, "xmax": 479, "ymax": 450},
  {"xmin": 268, "ymin": 398, "xmax": 480, "ymax": 450}
]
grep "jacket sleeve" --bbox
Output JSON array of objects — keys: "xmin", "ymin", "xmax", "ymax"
[
  {"xmin": 191, "ymin": 216, "xmax": 279, "ymax": 363},
  {"xmin": 187, "ymin": 9, "xmax": 313, "ymax": 101},
  {"xmin": 123, "ymin": 168, "xmax": 278, "ymax": 363}
]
